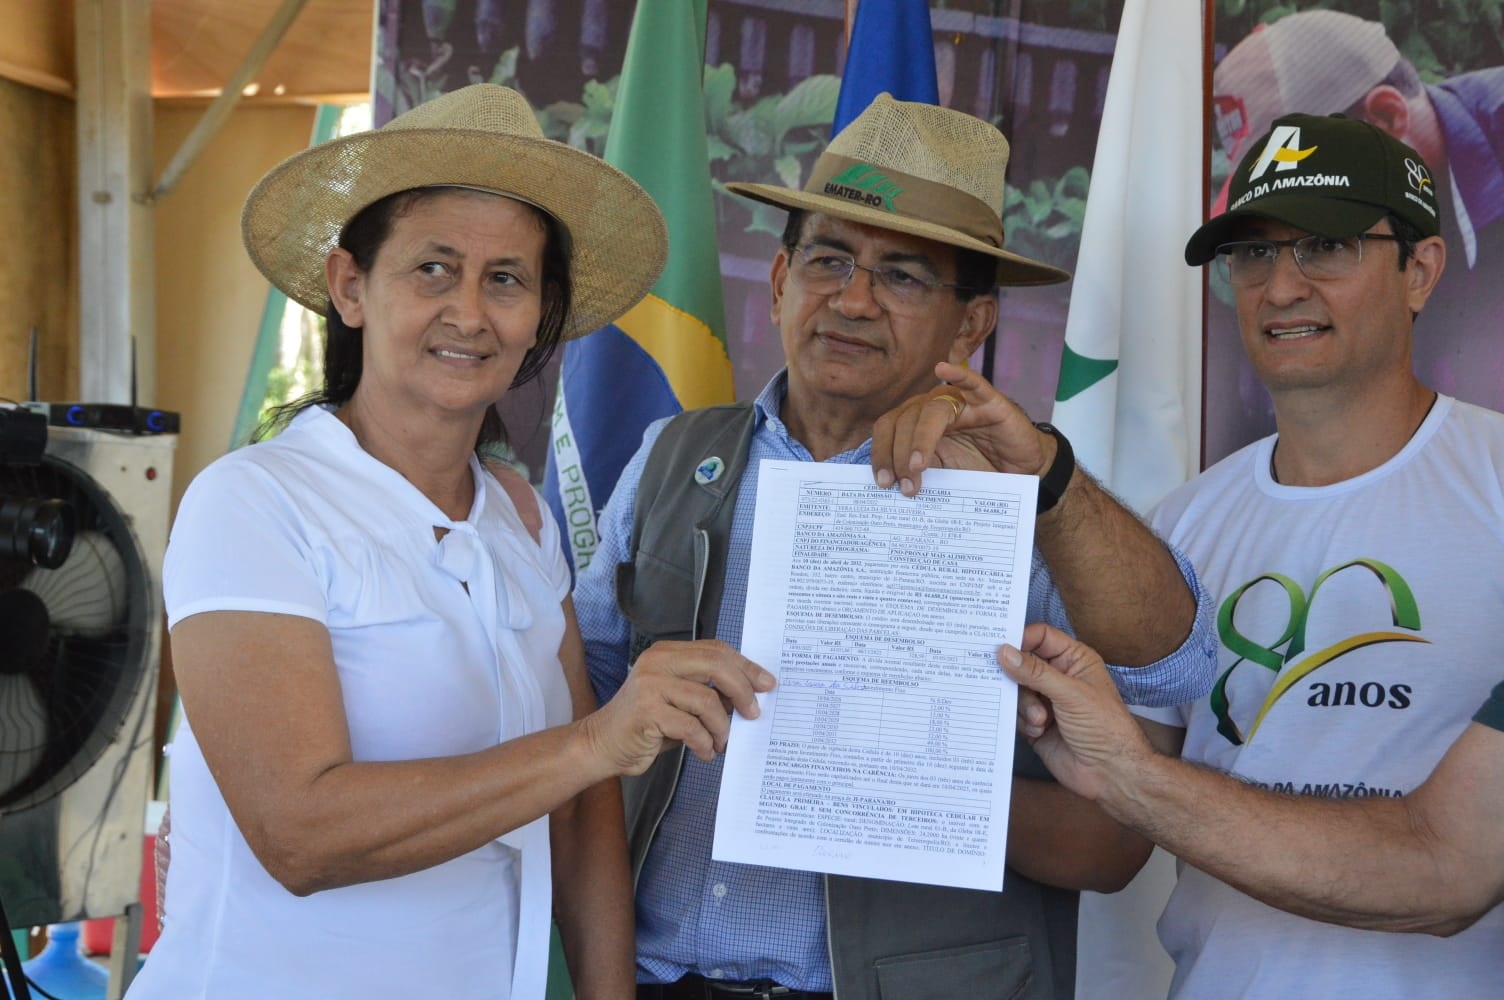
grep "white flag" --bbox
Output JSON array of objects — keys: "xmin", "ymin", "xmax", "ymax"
[
  {"xmin": 1052, "ymin": 0, "xmax": 1204, "ymax": 517},
  {"xmin": 1053, "ymin": 2, "xmax": 1205, "ymax": 998}
]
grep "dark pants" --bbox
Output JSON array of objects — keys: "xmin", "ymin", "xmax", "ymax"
[{"xmin": 636, "ymin": 975, "xmax": 834, "ymax": 1000}]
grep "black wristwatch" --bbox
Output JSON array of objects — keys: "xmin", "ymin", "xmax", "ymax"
[{"xmin": 1033, "ymin": 422, "xmax": 1074, "ymax": 515}]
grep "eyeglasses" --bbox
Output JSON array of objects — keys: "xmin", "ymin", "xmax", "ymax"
[
  {"xmin": 789, "ymin": 244, "xmax": 963, "ymax": 309},
  {"xmin": 1214, "ymin": 234, "xmax": 1403, "ymax": 287}
]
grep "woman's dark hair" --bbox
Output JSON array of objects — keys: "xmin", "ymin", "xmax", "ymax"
[
  {"xmin": 255, "ymin": 187, "xmax": 573, "ymax": 449},
  {"xmin": 779, "ymin": 208, "xmax": 996, "ymax": 301}
]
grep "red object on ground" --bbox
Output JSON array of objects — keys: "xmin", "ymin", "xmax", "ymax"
[{"xmin": 80, "ymin": 833, "xmax": 161, "ymax": 955}]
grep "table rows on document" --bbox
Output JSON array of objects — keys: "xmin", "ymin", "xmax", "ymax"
[{"xmin": 770, "ymin": 677, "xmax": 1000, "ymax": 758}]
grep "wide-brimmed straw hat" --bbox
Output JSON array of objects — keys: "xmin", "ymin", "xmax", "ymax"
[
  {"xmin": 241, "ymin": 84, "xmax": 667, "ymax": 340},
  {"xmin": 726, "ymin": 93, "xmax": 1068, "ymax": 287}
]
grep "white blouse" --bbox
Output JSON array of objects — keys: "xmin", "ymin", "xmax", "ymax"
[{"xmin": 131, "ymin": 407, "xmax": 571, "ymax": 999}]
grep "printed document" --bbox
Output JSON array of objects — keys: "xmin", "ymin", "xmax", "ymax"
[{"xmin": 712, "ymin": 460, "xmax": 1036, "ymax": 890}]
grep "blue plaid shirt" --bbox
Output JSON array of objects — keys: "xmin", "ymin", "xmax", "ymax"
[{"xmin": 576, "ymin": 372, "xmax": 1217, "ymax": 989}]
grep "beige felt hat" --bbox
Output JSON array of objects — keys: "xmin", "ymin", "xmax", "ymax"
[
  {"xmin": 726, "ymin": 93, "xmax": 1068, "ymax": 287},
  {"xmin": 241, "ymin": 84, "xmax": 668, "ymax": 340}
]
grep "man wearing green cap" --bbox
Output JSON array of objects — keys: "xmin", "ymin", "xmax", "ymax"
[
  {"xmin": 893, "ymin": 109, "xmax": 1504, "ymax": 996},
  {"xmin": 575, "ymin": 94, "xmax": 1220, "ymax": 999},
  {"xmin": 1087, "ymin": 112, "xmax": 1502, "ymax": 995}
]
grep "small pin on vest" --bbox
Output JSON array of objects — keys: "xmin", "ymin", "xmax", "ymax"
[{"xmin": 695, "ymin": 456, "xmax": 725, "ymax": 485}]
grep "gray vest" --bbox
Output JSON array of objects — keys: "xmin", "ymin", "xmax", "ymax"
[{"xmin": 616, "ymin": 404, "xmax": 1077, "ymax": 1000}]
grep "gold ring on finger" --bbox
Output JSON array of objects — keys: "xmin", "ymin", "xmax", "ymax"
[{"xmin": 934, "ymin": 391, "xmax": 966, "ymax": 421}]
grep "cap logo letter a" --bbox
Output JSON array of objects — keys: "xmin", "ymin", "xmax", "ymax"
[{"xmin": 1247, "ymin": 125, "xmax": 1317, "ymax": 182}]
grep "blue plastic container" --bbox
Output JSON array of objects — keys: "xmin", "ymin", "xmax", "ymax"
[{"xmin": 9, "ymin": 923, "xmax": 109, "ymax": 1000}]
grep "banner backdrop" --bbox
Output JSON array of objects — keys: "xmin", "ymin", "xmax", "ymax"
[
  {"xmin": 375, "ymin": 0, "xmax": 1504, "ymax": 485},
  {"xmin": 376, "ymin": 0, "xmax": 1125, "ymax": 481}
]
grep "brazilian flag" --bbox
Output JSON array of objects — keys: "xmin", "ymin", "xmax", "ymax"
[{"xmin": 544, "ymin": 0, "xmax": 733, "ymax": 575}]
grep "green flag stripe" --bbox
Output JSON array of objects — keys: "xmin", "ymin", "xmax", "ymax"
[
  {"xmin": 1054, "ymin": 343, "xmax": 1119, "ymax": 402},
  {"xmin": 605, "ymin": 0, "xmax": 727, "ymax": 347}
]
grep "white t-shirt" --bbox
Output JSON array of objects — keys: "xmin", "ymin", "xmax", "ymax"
[
  {"xmin": 129, "ymin": 407, "xmax": 572, "ymax": 1000},
  {"xmin": 1143, "ymin": 395, "xmax": 1504, "ymax": 999}
]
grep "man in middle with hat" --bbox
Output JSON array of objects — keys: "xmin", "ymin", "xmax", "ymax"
[{"xmin": 576, "ymin": 94, "xmax": 1218, "ymax": 1000}]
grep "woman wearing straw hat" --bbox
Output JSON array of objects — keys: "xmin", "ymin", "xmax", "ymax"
[{"xmin": 129, "ymin": 85, "xmax": 773, "ymax": 999}]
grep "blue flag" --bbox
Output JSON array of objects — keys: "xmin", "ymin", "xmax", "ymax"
[{"xmin": 834, "ymin": 0, "xmax": 939, "ymax": 130}]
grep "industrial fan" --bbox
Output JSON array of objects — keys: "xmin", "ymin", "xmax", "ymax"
[
  {"xmin": 1, "ymin": 496, "xmax": 142, "ymax": 806},
  {"xmin": 0, "ymin": 412, "xmax": 175, "ymax": 999},
  {"xmin": 0, "ymin": 466, "xmax": 146, "ymax": 812}
]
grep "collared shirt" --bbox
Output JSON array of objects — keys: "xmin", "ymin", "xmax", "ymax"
[{"xmin": 577, "ymin": 372, "xmax": 1218, "ymax": 989}]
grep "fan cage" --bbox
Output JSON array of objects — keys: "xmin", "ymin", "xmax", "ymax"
[{"xmin": 0, "ymin": 452, "xmax": 152, "ymax": 814}]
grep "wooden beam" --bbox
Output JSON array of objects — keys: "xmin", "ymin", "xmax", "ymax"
[
  {"xmin": 149, "ymin": 0, "xmax": 313, "ymax": 201},
  {"xmin": 75, "ymin": 0, "xmax": 153, "ymax": 404},
  {"xmin": 0, "ymin": 57, "xmax": 74, "ymax": 97}
]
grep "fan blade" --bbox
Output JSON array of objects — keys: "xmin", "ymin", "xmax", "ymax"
[
  {"xmin": 0, "ymin": 673, "xmax": 48, "ymax": 801},
  {"xmin": 21, "ymin": 531, "xmax": 127, "ymax": 636}
]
